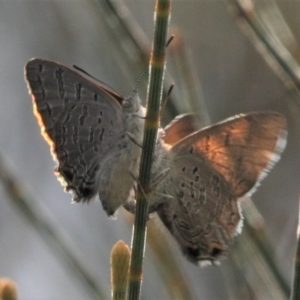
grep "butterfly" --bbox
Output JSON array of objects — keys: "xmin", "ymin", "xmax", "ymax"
[
  {"xmin": 25, "ymin": 58, "xmax": 145, "ymax": 217},
  {"xmin": 149, "ymin": 112, "xmax": 287, "ymax": 265},
  {"xmin": 25, "ymin": 59, "xmax": 287, "ymax": 265}
]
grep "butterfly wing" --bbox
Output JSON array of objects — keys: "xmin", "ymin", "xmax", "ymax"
[
  {"xmin": 156, "ymin": 112, "xmax": 287, "ymax": 264},
  {"xmin": 163, "ymin": 114, "xmax": 204, "ymax": 146},
  {"xmin": 156, "ymin": 158, "xmax": 241, "ymax": 265},
  {"xmin": 25, "ymin": 58, "xmax": 125, "ymax": 203},
  {"xmin": 171, "ymin": 112, "xmax": 287, "ymax": 197}
]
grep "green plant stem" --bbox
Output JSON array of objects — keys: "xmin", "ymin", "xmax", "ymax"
[
  {"xmin": 291, "ymin": 201, "xmax": 300, "ymax": 300},
  {"xmin": 95, "ymin": 0, "xmax": 180, "ymax": 123},
  {"xmin": 127, "ymin": 1, "xmax": 171, "ymax": 299},
  {"xmin": 96, "ymin": 2, "xmax": 195, "ymax": 296},
  {"xmin": 0, "ymin": 154, "xmax": 106, "ymax": 300}
]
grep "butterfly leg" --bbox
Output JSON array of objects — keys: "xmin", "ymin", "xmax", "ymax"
[
  {"xmin": 124, "ymin": 166, "xmax": 173, "ymax": 215},
  {"xmin": 123, "ymin": 170, "xmax": 151, "ymax": 218},
  {"xmin": 127, "ymin": 170, "xmax": 148, "ymax": 199},
  {"xmin": 126, "ymin": 132, "xmax": 143, "ymax": 148},
  {"xmin": 151, "ymin": 168, "xmax": 170, "ymax": 188},
  {"xmin": 148, "ymin": 168, "xmax": 174, "ymax": 211}
]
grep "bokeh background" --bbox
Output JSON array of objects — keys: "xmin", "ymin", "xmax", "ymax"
[{"xmin": 0, "ymin": 0, "xmax": 300, "ymax": 299}]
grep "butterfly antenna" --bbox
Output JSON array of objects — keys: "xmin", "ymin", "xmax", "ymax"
[
  {"xmin": 73, "ymin": 65, "xmax": 120, "ymax": 95},
  {"xmin": 133, "ymin": 68, "xmax": 148, "ymax": 94},
  {"xmin": 132, "ymin": 35, "xmax": 173, "ymax": 94},
  {"xmin": 126, "ymin": 132, "xmax": 143, "ymax": 148}
]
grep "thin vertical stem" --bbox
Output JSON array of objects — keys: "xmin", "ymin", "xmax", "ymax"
[
  {"xmin": 291, "ymin": 201, "xmax": 300, "ymax": 300},
  {"xmin": 127, "ymin": 1, "xmax": 171, "ymax": 299},
  {"xmin": 227, "ymin": 0, "xmax": 300, "ymax": 96}
]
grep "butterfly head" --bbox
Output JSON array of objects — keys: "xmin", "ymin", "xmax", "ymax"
[{"xmin": 122, "ymin": 90, "xmax": 141, "ymax": 113}]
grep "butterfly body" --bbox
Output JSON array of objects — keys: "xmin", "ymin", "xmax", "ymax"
[
  {"xmin": 97, "ymin": 103, "xmax": 145, "ymax": 216},
  {"xmin": 25, "ymin": 59, "xmax": 145, "ymax": 217}
]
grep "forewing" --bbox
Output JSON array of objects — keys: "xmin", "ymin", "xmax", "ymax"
[
  {"xmin": 163, "ymin": 114, "xmax": 204, "ymax": 146},
  {"xmin": 171, "ymin": 112, "xmax": 287, "ymax": 197},
  {"xmin": 25, "ymin": 58, "xmax": 124, "ymax": 201}
]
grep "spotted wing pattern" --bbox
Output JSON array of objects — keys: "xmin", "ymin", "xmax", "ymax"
[
  {"xmin": 156, "ymin": 112, "xmax": 287, "ymax": 264},
  {"xmin": 25, "ymin": 59, "xmax": 126, "ymax": 205}
]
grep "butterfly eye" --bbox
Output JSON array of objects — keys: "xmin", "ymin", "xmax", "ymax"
[
  {"xmin": 122, "ymin": 98, "xmax": 133, "ymax": 110},
  {"xmin": 122, "ymin": 91, "xmax": 140, "ymax": 112}
]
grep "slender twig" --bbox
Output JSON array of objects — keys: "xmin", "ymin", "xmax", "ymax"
[
  {"xmin": 242, "ymin": 200, "xmax": 290, "ymax": 297},
  {"xmin": 0, "ymin": 154, "xmax": 106, "ymax": 300},
  {"xmin": 226, "ymin": 1, "xmax": 298, "ymax": 296},
  {"xmin": 97, "ymin": 2, "xmax": 197, "ymax": 298},
  {"xmin": 127, "ymin": 1, "xmax": 171, "ymax": 299},
  {"xmin": 231, "ymin": 232, "xmax": 288, "ymax": 300},
  {"xmin": 291, "ymin": 198, "xmax": 300, "ymax": 300},
  {"xmin": 227, "ymin": 0, "xmax": 300, "ymax": 97},
  {"xmin": 96, "ymin": 0, "xmax": 150, "ymax": 65},
  {"xmin": 95, "ymin": 0, "xmax": 180, "ymax": 123},
  {"xmin": 122, "ymin": 213, "xmax": 196, "ymax": 299},
  {"xmin": 147, "ymin": 219, "xmax": 196, "ymax": 300}
]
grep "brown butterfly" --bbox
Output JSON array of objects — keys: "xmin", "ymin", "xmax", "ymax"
[
  {"xmin": 25, "ymin": 58, "xmax": 145, "ymax": 217},
  {"xmin": 25, "ymin": 59, "xmax": 287, "ymax": 265},
  {"xmin": 150, "ymin": 112, "xmax": 287, "ymax": 265}
]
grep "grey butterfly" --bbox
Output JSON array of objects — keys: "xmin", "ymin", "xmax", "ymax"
[
  {"xmin": 25, "ymin": 58, "xmax": 145, "ymax": 217},
  {"xmin": 150, "ymin": 112, "xmax": 287, "ymax": 265}
]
